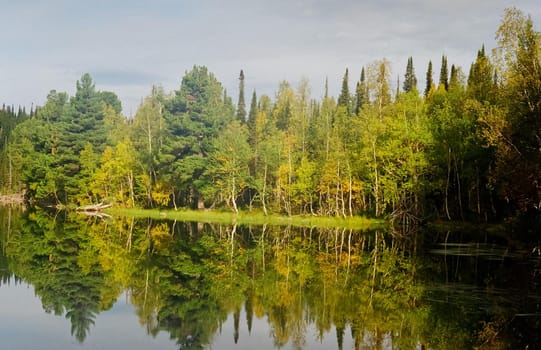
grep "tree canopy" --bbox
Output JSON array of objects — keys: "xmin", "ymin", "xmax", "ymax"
[{"xmin": 2, "ymin": 7, "xmax": 540, "ymax": 223}]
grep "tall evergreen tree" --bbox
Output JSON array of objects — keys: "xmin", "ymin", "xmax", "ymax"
[
  {"xmin": 424, "ymin": 60, "xmax": 434, "ymax": 97},
  {"xmin": 355, "ymin": 67, "xmax": 368, "ymax": 115},
  {"xmin": 338, "ymin": 68, "xmax": 350, "ymax": 113},
  {"xmin": 439, "ymin": 55, "xmax": 449, "ymax": 90},
  {"xmin": 162, "ymin": 65, "xmax": 234, "ymax": 208},
  {"xmin": 403, "ymin": 56, "xmax": 418, "ymax": 93},
  {"xmin": 449, "ymin": 64, "xmax": 459, "ymax": 90},
  {"xmin": 236, "ymin": 70, "xmax": 246, "ymax": 122},
  {"xmin": 467, "ymin": 46, "xmax": 495, "ymax": 103},
  {"xmin": 354, "ymin": 82, "xmax": 362, "ymax": 115},
  {"xmin": 247, "ymin": 90, "xmax": 257, "ymax": 133}
]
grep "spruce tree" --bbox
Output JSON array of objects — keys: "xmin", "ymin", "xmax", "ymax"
[
  {"xmin": 356, "ymin": 67, "xmax": 369, "ymax": 113},
  {"xmin": 439, "ymin": 55, "xmax": 449, "ymax": 90},
  {"xmin": 354, "ymin": 67, "xmax": 369, "ymax": 114},
  {"xmin": 449, "ymin": 64, "xmax": 459, "ymax": 90},
  {"xmin": 424, "ymin": 60, "xmax": 434, "ymax": 97},
  {"xmin": 403, "ymin": 56, "xmax": 417, "ymax": 93},
  {"xmin": 236, "ymin": 69, "xmax": 246, "ymax": 122},
  {"xmin": 467, "ymin": 46, "xmax": 496, "ymax": 103},
  {"xmin": 354, "ymin": 82, "xmax": 362, "ymax": 115},
  {"xmin": 247, "ymin": 90, "xmax": 257, "ymax": 133},
  {"xmin": 338, "ymin": 68, "xmax": 350, "ymax": 113}
]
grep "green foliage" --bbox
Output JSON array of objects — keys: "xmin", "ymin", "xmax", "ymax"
[
  {"xmin": 439, "ymin": 55, "xmax": 449, "ymax": 90},
  {"xmin": 424, "ymin": 60, "xmax": 434, "ymax": 97},
  {"xmin": 205, "ymin": 120, "xmax": 252, "ymax": 212},
  {"xmin": 9, "ymin": 75, "xmax": 121, "ymax": 205},
  {"xmin": 488, "ymin": 8, "xmax": 541, "ymax": 212},
  {"xmin": 337, "ymin": 68, "xmax": 351, "ymax": 113},
  {"xmin": 6, "ymin": 210, "xmax": 523, "ymax": 348},
  {"xmin": 0, "ymin": 105, "xmax": 29, "ymax": 192},
  {"xmin": 403, "ymin": 56, "xmax": 418, "ymax": 93},
  {"xmin": 5, "ymin": 8, "xmax": 541, "ymax": 222},
  {"xmin": 160, "ymin": 65, "xmax": 234, "ymax": 208},
  {"xmin": 236, "ymin": 69, "xmax": 247, "ymax": 122}
]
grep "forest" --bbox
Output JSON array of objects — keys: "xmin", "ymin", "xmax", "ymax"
[{"xmin": 0, "ymin": 8, "xmax": 540, "ymax": 223}]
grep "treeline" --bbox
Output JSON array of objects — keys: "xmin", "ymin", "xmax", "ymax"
[
  {"xmin": 2, "ymin": 8, "xmax": 540, "ymax": 221},
  {"xmin": 0, "ymin": 104, "xmax": 34, "ymax": 192}
]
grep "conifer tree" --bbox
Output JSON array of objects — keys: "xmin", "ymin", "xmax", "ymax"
[
  {"xmin": 236, "ymin": 69, "xmax": 246, "ymax": 122},
  {"xmin": 449, "ymin": 64, "xmax": 460, "ymax": 90},
  {"xmin": 247, "ymin": 90, "xmax": 257, "ymax": 133},
  {"xmin": 403, "ymin": 56, "xmax": 418, "ymax": 93},
  {"xmin": 354, "ymin": 82, "xmax": 362, "ymax": 115},
  {"xmin": 355, "ymin": 67, "xmax": 368, "ymax": 114},
  {"xmin": 424, "ymin": 60, "xmax": 434, "ymax": 97},
  {"xmin": 338, "ymin": 68, "xmax": 350, "ymax": 113},
  {"xmin": 439, "ymin": 55, "xmax": 449, "ymax": 90},
  {"xmin": 467, "ymin": 46, "xmax": 495, "ymax": 102}
]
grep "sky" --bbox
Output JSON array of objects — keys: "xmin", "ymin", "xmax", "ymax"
[{"xmin": 1, "ymin": 0, "xmax": 540, "ymax": 116}]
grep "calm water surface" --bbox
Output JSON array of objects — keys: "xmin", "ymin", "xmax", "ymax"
[{"xmin": 0, "ymin": 206, "xmax": 540, "ymax": 349}]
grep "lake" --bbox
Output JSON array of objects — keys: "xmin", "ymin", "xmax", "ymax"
[{"xmin": 0, "ymin": 206, "xmax": 540, "ymax": 349}]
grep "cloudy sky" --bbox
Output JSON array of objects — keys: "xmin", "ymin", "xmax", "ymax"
[{"xmin": 1, "ymin": 0, "xmax": 540, "ymax": 115}]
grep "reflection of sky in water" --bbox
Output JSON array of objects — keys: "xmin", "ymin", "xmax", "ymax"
[
  {"xmin": 0, "ymin": 280, "xmax": 357, "ymax": 350},
  {"xmin": 0, "ymin": 280, "xmax": 177, "ymax": 350},
  {"xmin": 211, "ymin": 308, "xmax": 354, "ymax": 350}
]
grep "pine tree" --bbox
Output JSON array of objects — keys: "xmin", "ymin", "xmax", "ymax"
[
  {"xmin": 467, "ymin": 46, "xmax": 496, "ymax": 103},
  {"xmin": 449, "ymin": 64, "xmax": 460, "ymax": 90},
  {"xmin": 247, "ymin": 90, "xmax": 257, "ymax": 133},
  {"xmin": 424, "ymin": 60, "xmax": 434, "ymax": 97},
  {"xmin": 236, "ymin": 69, "xmax": 246, "ymax": 122},
  {"xmin": 354, "ymin": 82, "xmax": 362, "ymax": 115},
  {"xmin": 355, "ymin": 67, "xmax": 368, "ymax": 115},
  {"xmin": 439, "ymin": 55, "xmax": 449, "ymax": 90},
  {"xmin": 403, "ymin": 56, "xmax": 418, "ymax": 93},
  {"xmin": 338, "ymin": 68, "xmax": 350, "ymax": 113}
]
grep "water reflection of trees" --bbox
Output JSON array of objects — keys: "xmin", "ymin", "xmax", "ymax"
[
  {"xmin": 3, "ymin": 209, "xmax": 104, "ymax": 343},
  {"xmin": 120, "ymin": 218, "xmax": 426, "ymax": 349},
  {"xmin": 1, "ymin": 209, "xmax": 538, "ymax": 348}
]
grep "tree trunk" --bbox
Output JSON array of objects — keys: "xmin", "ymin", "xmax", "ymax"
[
  {"xmin": 348, "ymin": 173, "xmax": 353, "ymax": 217},
  {"xmin": 8, "ymin": 147, "xmax": 12, "ymax": 192},
  {"xmin": 445, "ymin": 147, "xmax": 451, "ymax": 220},
  {"xmin": 455, "ymin": 156, "xmax": 464, "ymax": 220},
  {"xmin": 128, "ymin": 171, "xmax": 135, "ymax": 207},
  {"xmin": 372, "ymin": 142, "xmax": 380, "ymax": 216},
  {"xmin": 231, "ymin": 174, "xmax": 238, "ymax": 213},
  {"xmin": 261, "ymin": 164, "xmax": 268, "ymax": 215},
  {"xmin": 197, "ymin": 191, "xmax": 205, "ymax": 209}
]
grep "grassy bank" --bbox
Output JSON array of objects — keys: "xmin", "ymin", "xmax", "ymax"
[{"xmin": 106, "ymin": 207, "xmax": 384, "ymax": 230}]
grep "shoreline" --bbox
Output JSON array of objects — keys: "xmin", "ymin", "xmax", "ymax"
[{"xmin": 106, "ymin": 207, "xmax": 385, "ymax": 230}]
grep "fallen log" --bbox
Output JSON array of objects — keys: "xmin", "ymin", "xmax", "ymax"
[
  {"xmin": 79, "ymin": 211, "xmax": 112, "ymax": 219},
  {"xmin": 0, "ymin": 193, "xmax": 25, "ymax": 205},
  {"xmin": 76, "ymin": 202, "xmax": 113, "ymax": 212}
]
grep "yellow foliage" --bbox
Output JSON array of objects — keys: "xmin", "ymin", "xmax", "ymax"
[
  {"xmin": 150, "ymin": 223, "xmax": 172, "ymax": 250},
  {"xmin": 152, "ymin": 182, "xmax": 171, "ymax": 206}
]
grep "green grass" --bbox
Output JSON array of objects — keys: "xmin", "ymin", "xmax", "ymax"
[{"xmin": 106, "ymin": 207, "xmax": 384, "ymax": 230}]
